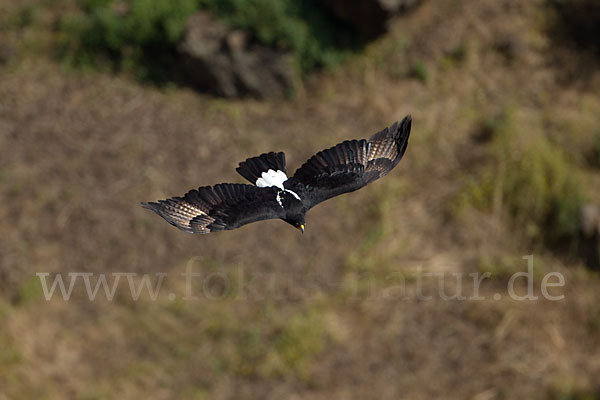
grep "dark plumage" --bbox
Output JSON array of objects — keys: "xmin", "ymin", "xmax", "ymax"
[{"xmin": 142, "ymin": 115, "xmax": 412, "ymax": 234}]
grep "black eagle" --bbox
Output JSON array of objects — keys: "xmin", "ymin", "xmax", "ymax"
[{"xmin": 142, "ymin": 116, "xmax": 411, "ymax": 234}]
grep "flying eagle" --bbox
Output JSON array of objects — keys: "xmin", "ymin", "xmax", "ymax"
[{"xmin": 142, "ymin": 115, "xmax": 411, "ymax": 234}]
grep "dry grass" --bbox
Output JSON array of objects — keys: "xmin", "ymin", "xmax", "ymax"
[{"xmin": 1, "ymin": 0, "xmax": 600, "ymax": 399}]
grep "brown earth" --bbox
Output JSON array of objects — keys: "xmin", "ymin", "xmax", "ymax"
[{"xmin": 1, "ymin": 0, "xmax": 600, "ymax": 399}]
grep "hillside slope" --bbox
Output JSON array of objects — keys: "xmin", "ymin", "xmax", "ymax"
[{"xmin": 1, "ymin": 0, "xmax": 600, "ymax": 399}]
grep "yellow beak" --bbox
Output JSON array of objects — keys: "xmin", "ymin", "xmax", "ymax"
[{"xmin": 298, "ymin": 224, "xmax": 305, "ymax": 234}]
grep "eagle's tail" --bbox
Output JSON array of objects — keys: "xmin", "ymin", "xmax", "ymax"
[{"xmin": 236, "ymin": 152, "xmax": 286, "ymax": 184}]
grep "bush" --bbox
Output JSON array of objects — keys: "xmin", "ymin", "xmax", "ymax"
[
  {"xmin": 204, "ymin": 0, "xmax": 361, "ymax": 73},
  {"xmin": 497, "ymin": 130, "xmax": 583, "ymax": 244},
  {"xmin": 59, "ymin": 0, "xmax": 361, "ymax": 84},
  {"xmin": 460, "ymin": 109, "xmax": 584, "ymax": 246},
  {"xmin": 60, "ymin": 0, "xmax": 198, "ymax": 82}
]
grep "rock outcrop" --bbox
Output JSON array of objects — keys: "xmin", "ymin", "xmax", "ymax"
[
  {"xmin": 178, "ymin": 12, "xmax": 295, "ymax": 99},
  {"xmin": 321, "ymin": 0, "xmax": 422, "ymax": 39}
]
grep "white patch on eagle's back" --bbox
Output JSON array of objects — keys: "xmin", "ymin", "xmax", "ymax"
[
  {"xmin": 276, "ymin": 189, "xmax": 301, "ymax": 208},
  {"xmin": 255, "ymin": 169, "xmax": 287, "ymax": 190},
  {"xmin": 286, "ymin": 189, "xmax": 301, "ymax": 201}
]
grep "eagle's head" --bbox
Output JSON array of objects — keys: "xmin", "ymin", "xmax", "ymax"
[
  {"xmin": 283, "ymin": 214, "xmax": 305, "ymax": 233},
  {"xmin": 277, "ymin": 189, "xmax": 306, "ymax": 233}
]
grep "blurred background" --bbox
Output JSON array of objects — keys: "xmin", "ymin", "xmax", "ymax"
[{"xmin": 1, "ymin": 0, "xmax": 600, "ymax": 398}]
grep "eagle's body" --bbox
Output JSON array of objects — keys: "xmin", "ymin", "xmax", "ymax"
[{"xmin": 142, "ymin": 116, "xmax": 411, "ymax": 234}]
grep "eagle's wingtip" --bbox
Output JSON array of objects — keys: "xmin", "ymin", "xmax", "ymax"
[
  {"xmin": 141, "ymin": 201, "xmax": 159, "ymax": 211},
  {"xmin": 400, "ymin": 114, "xmax": 412, "ymax": 136}
]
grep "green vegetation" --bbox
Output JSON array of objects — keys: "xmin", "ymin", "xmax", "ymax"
[
  {"xmin": 458, "ymin": 109, "xmax": 584, "ymax": 245},
  {"xmin": 495, "ymin": 115, "xmax": 583, "ymax": 244},
  {"xmin": 204, "ymin": 0, "xmax": 361, "ymax": 73},
  {"xmin": 13, "ymin": 274, "xmax": 45, "ymax": 306},
  {"xmin": 475, "ymin": 253, "xmax": 546, "ymax": 281},
  {"xmin": 59, "ymin": 0, "xmax": 197, "ymax": 82},
  {"xmin": 550, "ymin": 379, "xmax": 600, "ymax": 400},
  {"xmin": 58, "ymin": 0, "xmax": 361, "ymax": 83},
  {"xmin": 411, "ymin": 59, "xmax": 429, "ymax": 83},
  {"xmin": 0, "ymin": 302, "xmax": 22, "ymax": 388},
  {"xmin": 267, "ymin": 308, "xmax": 326, "ymax": 379},
  {"xmin": 224, "ymin": 307, "xmax": 326, "ymax": 379},
  {"xmin": 128, "ymin": 298, "xmax": 327, "ymax": 382}
]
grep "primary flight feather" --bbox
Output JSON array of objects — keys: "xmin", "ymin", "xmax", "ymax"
[{"xmin": 142, "ymin": 115, "xmax": 412, "ymax": 234}]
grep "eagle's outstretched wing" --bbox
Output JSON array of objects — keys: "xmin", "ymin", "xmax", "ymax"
[
  {"xmin": 285, "ymin": 115, "xmax": 411, "ymax": 209},
  {"xmin": 142, "ymin": 183, "xmax": 284, "ymax": 234}
]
